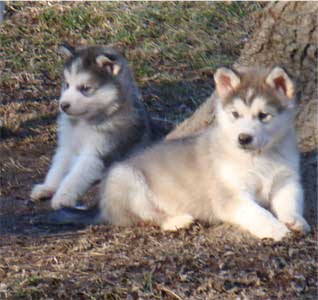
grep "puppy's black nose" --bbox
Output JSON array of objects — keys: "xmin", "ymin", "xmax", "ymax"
[
  {"xmin": 238, "ymin": 133, "xmax": 253, "ymax": 146},
  {"xmin": 60, "ymin": 102, "xmax": 71, "ymax": 112}
]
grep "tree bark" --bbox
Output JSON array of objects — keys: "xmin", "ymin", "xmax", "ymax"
[{"xmin": 166, "ymin": 2, "xmax": 317, "ymax": 152}]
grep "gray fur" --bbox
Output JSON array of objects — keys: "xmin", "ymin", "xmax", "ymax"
[{"xmin": 31, "ymin": 45, "xmax": 150, "ymax": 209}]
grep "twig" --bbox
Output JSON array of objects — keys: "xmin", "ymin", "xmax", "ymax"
[{"xmin": 156, "ymin": 284, "xmax": 184, "ymax": 300}]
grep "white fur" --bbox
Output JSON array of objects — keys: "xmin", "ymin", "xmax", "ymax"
[
  {"xmin": 31, "ymin": 62, "xmax": 118, "ymax": 208},
  {"xmin": 96, "ymin": 70, "xmax": 309, "ymax": 241},
  {"xmin": 60, "ymin": 65, "xmax": 118, "ymax": 118},
  {"xmin": 246, "ymin": 88, "xmax": 254, "ymax": 102},
  {"xmin": 271, "ymin": 179, "xmax": 309, "ymax": 232},
  {"xmin": 31, "ymin": 115, "xmax": 107, "ymax": 209},
  {"xmin": 217, "ymin": 96, "xmax": 294, "ymax": 151},
  {"xmin": 31, "ymin": 47, "xmax": 149, "ymax": 210},
  {"xmin": 212, "ymin": 135, "xmax": 304, "ymax": 240},
  {"xmin": 211, "ymin": 95, "xmax": 308, "ymax": 239},
  {"xmin": 220, "ymin": 192, "xmax": 290, "ymax": 241}
]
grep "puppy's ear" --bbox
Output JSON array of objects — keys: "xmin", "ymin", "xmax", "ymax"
[
  {"xmin": 265, "ymin": 66, "xmax": 295, "ymax": 100},
  {"xmin": 214, "ymin": 67, "xmax": 240, "ymax": 99},
  {"xmin": 96, "ymin": 54, "xmax": 121, "ymax": 76},
  {"xmin": 57, "ymin": 43, "xmax": 75, "ymax": 59}
]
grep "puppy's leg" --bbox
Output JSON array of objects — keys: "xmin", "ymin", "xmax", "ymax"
[
  {"xmin": 215, "ymin": 194, "xmax": 290, "ymax": 241},
  {"xmin": 31, "ymin": 147, "xmax": 73, "ymax": 201},
  {"xmin": 51, "ymin": 153, "xmax": 104, "ymax": 209},
  {"xmin": 99, "ymin": 164, "xmax": 163, "ymax": 226},
  {"xmin": 271, "ymin": 179, "xmax": 310, "ymax": 233}
]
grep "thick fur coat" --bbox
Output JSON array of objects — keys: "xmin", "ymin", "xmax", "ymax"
[{"xmin": 31, "ymin": 45, "xmax": 149, "ymax": 209}]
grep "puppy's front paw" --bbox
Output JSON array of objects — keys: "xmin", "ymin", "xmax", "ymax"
[
  {"xmin": 268, "ymin": 222, "xmax": 291, "ymax": 241},
  {"xmin": 51, "ymin": 192, "xmax": 77, "ymax": 210},
  {"xmin": 31, "ymin": 184, "xmax": 55, "ymax": 201},
  {"xmin": 255, "ymin": 220, "xmax": 290, "ymax": 241},
  {"xmin": 283, "ymin": 214, "xmax": 310, "ymax": 234}
]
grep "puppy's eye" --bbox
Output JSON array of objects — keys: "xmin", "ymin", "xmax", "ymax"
[
  {"xmin": 64, "ymin": 82, "xmax": 69, "ymax": 89},
  {"xmin": 79, "ymin": 85, "xmax": 93, "ymax": 96},
  {"xmin": 232, "ymin": 111, "xmax": 240, "ymax": 119},
  {"xmin": 258, "ymin": 112, "xmax": 272, "ymax": 122}
]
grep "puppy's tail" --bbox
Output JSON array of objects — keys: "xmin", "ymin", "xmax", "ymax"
[{"xmin": 46, "ymin": 205, "xmax": 103, "ymax": 225}]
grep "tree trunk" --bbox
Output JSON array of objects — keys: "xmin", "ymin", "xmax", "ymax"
[{"xmin": 166, "ymin": 2, "xmax": 317, "ymax": 152}]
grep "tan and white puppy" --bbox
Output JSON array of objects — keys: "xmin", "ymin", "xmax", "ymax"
[
  {"xmin": 51, "ymin": 66, "xmax": 310, "ymax": 241},
  {"xmin": 31, "ymin": 44, "xmax": 149, "ymax": 209}
]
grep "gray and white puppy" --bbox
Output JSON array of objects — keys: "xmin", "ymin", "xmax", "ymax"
[
  {"xmin": 49, "ymin": 66, "xmax": 310, "ymax": 241},
  {"xmin": 31, "ymin": 44, "xmax": 149, "ymax": 209}
]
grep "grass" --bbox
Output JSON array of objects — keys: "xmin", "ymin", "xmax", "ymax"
[
  {"xmin": 0, "ymin": 1, "xmax": 261, "ymax": 140},
  {"xmin": 1, "ymin": 1, "xmax": 260, "ymax": 103}
]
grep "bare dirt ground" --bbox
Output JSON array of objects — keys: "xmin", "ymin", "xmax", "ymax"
[{"xmin": 0, "ymin": 2, "xmax": 317, "ymax": 300}]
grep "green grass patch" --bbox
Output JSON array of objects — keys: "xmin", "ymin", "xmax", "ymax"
[
  {"xmin": 0, "ymin": 1, "xmax": 263, "ymax": 127},
  {"xmin": 1, "ymin": 2, "xmax": 260, "ymax": 103}
]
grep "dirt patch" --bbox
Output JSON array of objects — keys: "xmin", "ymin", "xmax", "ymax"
[{"xmin": 0, "ymin": 213, "xmax": 317, "ymax": 300}]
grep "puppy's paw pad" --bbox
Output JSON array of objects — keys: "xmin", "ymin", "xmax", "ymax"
[{"xmin": 31, "ymin": 184, "xmax": 55, "ymax": 201}]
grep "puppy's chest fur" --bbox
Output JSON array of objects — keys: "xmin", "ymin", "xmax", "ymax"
[
  {"xmin": 58, "ymin": 115, "xmax": 113, "ymax": 155},
  {"xmin": 218, "ymin": 143, "xmax": 299, "ymax": 206}
]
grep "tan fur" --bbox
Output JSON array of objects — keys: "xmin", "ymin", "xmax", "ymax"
[
  {"xmin": 166, "ymin": 66, "xmax": 294, "ymax": 140},
  {"xmin": 96, "ymin": 66, "xmax": 309, "ymax": 241},
  {"xmin": 100, "ymin": 130, "xmax": 218, "ymax": 226},
  {"xmin": 219, "ymin": 66, "xmax": 294, "ymax": 110}
]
